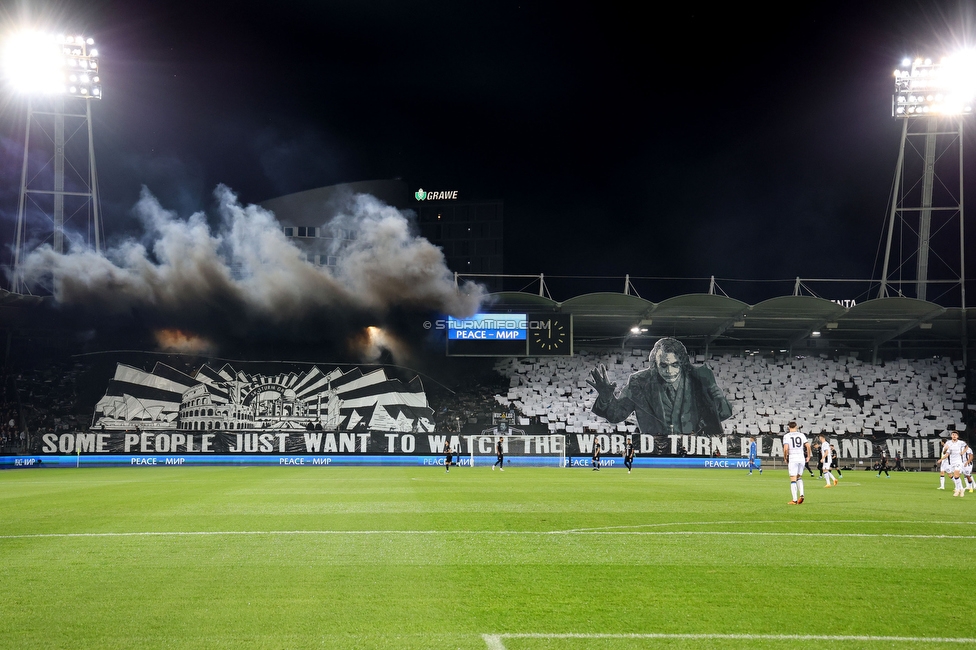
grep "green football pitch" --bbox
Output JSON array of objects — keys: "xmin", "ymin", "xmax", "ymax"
[{"xmin": 0, "ymin": 465, "xmax": 973, "ymax": 649}]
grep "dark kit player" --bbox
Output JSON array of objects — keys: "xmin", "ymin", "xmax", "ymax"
[
  {"xmin": 492, "ymin": 436, "xmax": 505, "ymax": 471},
  {"xmin": 624, "ymin": 436, "xmax": 636, "ymax": 474}
]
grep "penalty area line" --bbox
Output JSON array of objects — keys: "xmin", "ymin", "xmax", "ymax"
[{"xmin": 481, "ymin": 633, "xmax": 976, "ymax": 648}]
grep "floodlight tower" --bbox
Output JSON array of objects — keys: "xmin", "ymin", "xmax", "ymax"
[
  {"xmin": 4, "ymin": 32, "xmax": 104, "ymax": 294},
  {"xmin": 878, "ymin": 54, "xmax": 976, "ymax": 306}
]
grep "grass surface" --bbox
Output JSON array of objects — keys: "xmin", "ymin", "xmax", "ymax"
[{"xmin": 0, "ymin": 466, "xmax": 973, "ymax": 649}]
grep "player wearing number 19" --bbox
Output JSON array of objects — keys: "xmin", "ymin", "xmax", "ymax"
[{"xmin": 784, "ymin": 422, "xmax": 811, "ymax": 504}]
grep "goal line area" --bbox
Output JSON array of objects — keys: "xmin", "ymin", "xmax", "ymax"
[
  {"xmin": 464, "ymin": 434, "xmax": 567, "ymax": 468},
  {"xmin": 481, "ymin": 632, "xmax": 976, "ymax": 649}
]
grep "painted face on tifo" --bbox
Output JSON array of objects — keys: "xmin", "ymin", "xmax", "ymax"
[{"xmin": 656, "ymin": 352, "xmax": 682, "ymax": 385}]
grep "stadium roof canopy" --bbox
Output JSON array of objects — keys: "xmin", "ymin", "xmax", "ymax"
[{"xmin": 485, "ymin": 291, "xmax": 973, "ymax": 361}]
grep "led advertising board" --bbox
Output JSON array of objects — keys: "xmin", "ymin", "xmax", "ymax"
[{"xmin": 444, "ymin": 313, "xmax": 572, "ymax": 356}]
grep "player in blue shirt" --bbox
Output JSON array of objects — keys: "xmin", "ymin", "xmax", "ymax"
[{"xmin": 747, "ymin": 437, "xmax": 762, "ymax": 475}]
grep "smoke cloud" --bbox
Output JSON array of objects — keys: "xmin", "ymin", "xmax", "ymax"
[{"xmin": 16, "ymin": 185, "xmax": 484, "ymax": 355}]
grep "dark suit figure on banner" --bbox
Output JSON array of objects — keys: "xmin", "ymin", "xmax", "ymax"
[{"xmin": 587, "ymin": 337, "xmax": 732, "ymax": 436}]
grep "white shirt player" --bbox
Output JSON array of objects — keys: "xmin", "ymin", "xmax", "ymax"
[
  {"xmin": 821, "ymin": 442, "xmax": 832, "ymax": 467},
  {"xmin": 785, "ymin": 431, "xmax": 809, "ymax": 461},
  {"xmin": 784, "ymin": 429, "xmax": 809, "ymax": 479},
  {"xmin": 945, "ymin": 439, "xmax": 967, "ymax": 470},
  {"xmin": 939, "ymin": 440, "xmax": 952, "ymax": 473}
]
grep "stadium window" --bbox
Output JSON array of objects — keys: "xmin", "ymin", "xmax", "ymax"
[{"xmin": 283, "ymin": 227, "xmax": 294, "ymax": 236}]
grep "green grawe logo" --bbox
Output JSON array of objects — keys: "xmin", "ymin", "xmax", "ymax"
[{"xmin": 415, "ymin": 188, "xmax": 427, "ymax": 201}]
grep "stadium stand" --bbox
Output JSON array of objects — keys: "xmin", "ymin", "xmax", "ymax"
[
  {"xmin": 1, "ymin": 361, "xmax": 88, "ymax": 452},
  {"xmin": 494, "ymin": 350, "xmax": 969, "ymax": 437}
]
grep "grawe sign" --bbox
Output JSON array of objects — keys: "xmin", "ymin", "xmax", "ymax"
[{"xmin": 415, "ymin": 188, "xmax": 458, "ymax": 201}]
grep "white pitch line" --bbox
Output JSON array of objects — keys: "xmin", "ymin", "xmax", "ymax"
[
  {"xmin": 2, "ymin": 529, "xmax": 976, "ymax": 541},
  {"xmin": 558, "ymin": 519, "xmax": 976, "ymax": 533},
  {"xmin": 482, "ymin": 632, "xmax": 976, "ymax": 648}
]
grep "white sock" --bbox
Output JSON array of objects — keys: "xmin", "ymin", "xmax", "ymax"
[
  {"xmin": 954, "ymin": 477, "xmax": 963, "ymax": 491},
  {"xmin": 791, "ymin": 481, "xmax": 798, "ymax": 501},
  {"xmin": 941, "ymin": 475, "xmax": 946, "ymax": 488},
  {"xmin": 824, "ymin": 471, "xmax": 833, "ymax": 485},
  {"xmin": 797, "ymin": 479, "xmax": 804, "ymax": 496}
]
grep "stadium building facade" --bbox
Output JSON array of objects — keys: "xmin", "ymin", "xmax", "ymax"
[{"xmin": 259, "ymin": 180, "xmax": 504, "ymax": 290}]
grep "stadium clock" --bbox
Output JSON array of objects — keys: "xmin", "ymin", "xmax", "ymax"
[
  {"xmin": 532, "ymin": 321, "xmax": 565, "ymax": 350},
  {"xmin": 528, "ymin": 314, "xmax": 572, "ymax": 356}
]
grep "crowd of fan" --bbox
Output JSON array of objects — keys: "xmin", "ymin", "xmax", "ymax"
[
  {"xmin": 494, "ymin": 350, "xmax": 972, "ymax": 437},
  {"xmin": 431, "ymin": 369, "xmax": 512, "ymax": 433},
  {"xmin": 0, "ymin": 352, "xmax": 973, "ymax": 452},
  {"xmin": 0, "ymin": 361, "xmax": 87, "ymax": 452}
]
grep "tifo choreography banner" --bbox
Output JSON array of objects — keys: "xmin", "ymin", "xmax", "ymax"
[
  {"xmin": 36, "ymin": 431, "xmax": 947, "ymax": 460},
  {"xmin": 92, "ymin": 362, "xmax": 434, "ymax": 433}
]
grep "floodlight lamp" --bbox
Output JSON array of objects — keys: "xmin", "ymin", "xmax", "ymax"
[
  {"xmin": 86, "ymin": 38, "xmax": 93, "ymax": 45},
  {"xmin": 2, "ymin": 31, "xmax": 69, "ymax": 94},
  {"xmin": 90, "ymin": 49, "xmax": 97, "ymax": 56},
  {"xmin": 4, "ymin": 30, "xmax": 103, "ymax": 98},
  {"xmin": 903, "ymin": 57, "xmax": 912, "ymax": 66}
]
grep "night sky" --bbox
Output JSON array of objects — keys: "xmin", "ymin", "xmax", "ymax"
[{"xmin": 2, "ymin": 0, "xmax": 976, "ymax": 306}]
